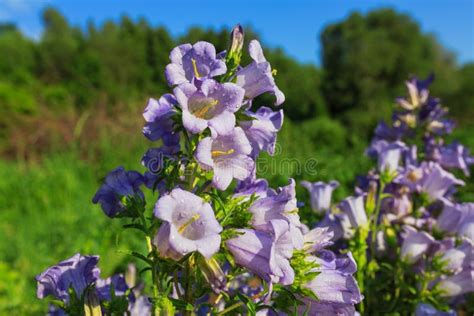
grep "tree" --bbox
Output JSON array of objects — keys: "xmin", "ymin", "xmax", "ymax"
[{"xmin": 321, "ymin": 9, "xmax": 458, "ymax": 135}]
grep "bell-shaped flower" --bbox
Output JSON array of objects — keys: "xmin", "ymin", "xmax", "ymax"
[
  {"xmin": 92, "ymin": 167, "xmax": 145, "ymax": 218},
  {"xmin": 240, "ymin": 106, "xmax": 284, "ymax": 156},
  {"xmin": 165, "ymin": 41, "xmax": 226, "ymax": 86},
  {"xmin": 153, "ymin": 188, "xmax": 222, "ymax": 260},
  {"xmin": 36, "ymin": 253, "xmax": 100, "ymax": 303},
  {"xmin": 174, "ymin": 79, "xmax": 245, "ymax": 135},
  {"xmin": 437, "ymin": 202, "xmax": 474, "ymax": 239},
  {"xmin": 400, "ymin": 226, "xmax": 435, "ymax": 263},
  {"xmin": 437, "ymin": 270, "xmax": 474, "ymax": 297},
  {"xmin": 398, "ymin": 162, "xmax": 464, "ymax": 202},
  {"xmin": 302, "ymin": 251, "xmax": 361, "ymax": 309},
  {"xmin": 226, "ymin": 219, "xmax": 295, "ymax": 285},
  {"xmin": 301, "ymin": 180, "xmax": 339, "ymax": 213},
  {"xmin": 303, "ymin": 227, "xmax": 334, "ymax": 254},
  {"xmin": 248, "ymin": 179, "xmax": 304, "ymax": 249},
  {"xmin": 438, "ymin": 142, "xmax": 474, "ymax": 176},
  {"xmin": 440, "ymin": 240, "xmax": 473, "ymax": 272},
  {"xmin": 235, "ymin": 40, "xmax": 285, "ymax": 106},
  {"xmin": 142, "ymin": 94, "xmax": 179, "ymax": 145},
  {"xmin": 195, "ymin": 127, "xmax": 254, "ymax": 190},
  {"xmin": 297, "ymin": 300, "xmax": 356, "ymax": 316},
  {"xmin": 338, "ymin": 195, "xmax": 368, "ymax": 229}
]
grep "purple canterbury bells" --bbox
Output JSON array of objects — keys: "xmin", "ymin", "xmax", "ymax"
[
  {"xmin": 300, "ymin": 251, "xmax": 361, "ymax": 313},
  {"xmin": 92, "ymin": 167, "xmax": 145, "ymax": 218},
  {"xmin": 339, "ymin": 195, "xmax": 368, "ymax": 229},
  {"xmin": 153, "ymin": 188, "xmax": 222, "ymax": 260},
  {"xmin": 195, "ymin": 127, "xmax": 254, "ymax": 190},
  {"xmin": 36, "ymin": 253, "xmax": 100, "ymax": 303},
  {"xmin": 239, "ymin": 106, "xmax": 284, "ymax": 156},
  {"xmin": 249, "ymin": 179, "xmax": 304, "ymax": 249},
  {"xmin": 165, "ymin": 41, "xmax": 226, "ymax": 86},
  {"xmin": 301, "ymin": 180, "xmax": 339, "ymax": 213},
  {"xmin": 438, "ymin": 202, "xmax": 474, "ymax": 240},
  {"xmin": 226, "ymin": 219, "xmax": 295, "ymax": 285},
  {"xmin": 235, "ymin": 40, "xmax": 285, "ymax": 106},
  {"xmin": 174, "ymin": 79, "xmax": 245, "ymax": 135},
  {"xmin": 398, "ymin": 162, "xmax": 465, "ymax": 202},
  {"xmin": 396, "ymin": 75, "xmax": 433, "ymax": 110},
  {"xmin": 400, "ymin": 226, "xmax": 435, "ymax": 263},
  {"xmin": 142, "ymin": 94, "xmax": 179, "ymax": 146}
]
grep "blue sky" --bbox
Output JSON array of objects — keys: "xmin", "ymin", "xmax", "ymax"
[{"xmin": 0, "ymin": 0, "xmax": 473, "ymax": 65}]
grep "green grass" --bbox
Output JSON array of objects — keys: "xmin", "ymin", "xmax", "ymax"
[{"xmin": 0, "ymin": 118, "xmax": 471, "ymax": 314}]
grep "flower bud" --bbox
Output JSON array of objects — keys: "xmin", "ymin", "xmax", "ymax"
[{"xmin": 83, "ymin": 289, "xmax": 102, "ymax": 316}]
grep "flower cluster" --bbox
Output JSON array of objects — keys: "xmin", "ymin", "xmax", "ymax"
[
  {"xmin": 36, "ymin": 26, "xmax": 362, "ymax": 315},
  {"xmin": 302, "ymin": 75, "xmax": 474, "ymax": 314}
]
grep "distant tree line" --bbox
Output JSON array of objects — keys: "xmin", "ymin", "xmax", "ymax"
[{"xmin": 0, "ymin": 7, "xmax": 472, "ymax": 138}]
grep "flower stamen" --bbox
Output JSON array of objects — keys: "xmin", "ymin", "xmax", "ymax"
[
  {"xmin": 211, "ymin": 149, "xmax": 235, "ymax": 158},
  {"xmin": 191, "ymin": 58, "xmax": 201, "ymax": 79},
  {"xmin": 178, "ymin": 214, "xmax": 201, "ymax": 234},
  {"xmin": 192, "ymin": 99, "xmax": 219, "ymax": 118}
]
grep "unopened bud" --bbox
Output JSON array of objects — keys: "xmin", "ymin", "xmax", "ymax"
[
  {"xmin": 125, "ymin": 263, "xmax": 136, "ymax": 288},
  {"xmin": 230, "ymin": 24, "xmax": 244, "ymax": 55}
]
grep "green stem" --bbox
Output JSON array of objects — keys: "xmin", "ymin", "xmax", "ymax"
[
  {"xmin": 370, "ymin": 181, "xmax": 386, "ymax": 259},
  {"xmin": 216, "ymin": 302, "xmax": 243, "ymax": 315}
]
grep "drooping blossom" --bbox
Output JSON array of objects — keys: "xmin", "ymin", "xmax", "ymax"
[
  {"xmin": 301, "ymin": 180, "xmax": 339, "ymax": 213},
  {"xmin": 400, "ymin": 226, "xmax": 435, "ymax": 263},
  {"xmin": 226, "ymin": 219, "xmax": 294, "ymax": 285},
  {"xmin": 427, "ymin": 141, "xmax": 474, "ymax": 176},
  {"xmin": 440, "ymin": 240, "xmax": 473, "ymax": 272},
  {"xmin": 92, "ymin": 167, "xmax": 145, "ymax": 218},
  {"xmin": 235, "ymin": 40, "xmax": 285, "ymax": 106},
  {"xmin": 302, "ymin": 226, "xmax": 334, "ymax": 253},
  {"xmin": 248, "ymin": 179, "xmax": 304, "ymax": 249},
  {"xmin": 240, "ymin": 106, "xmax": 284, "ymax": 156},
  {"xmin": 195, "ymin": 127, "xmax": 254, "ymax": 190},
  {"xmin": 129, "ymin": 296, "xmax": 152, "ymax": 316},
  {"xmin": 165, "ymin": 41, "xmax": 226, "ymax": 86},
  {"xmin": 174, "ymin": 79, "xmax": 245, "ymax": 135},
  {"xmin": 142, "ymin": 95, "xmax": 180, "ymax": 146},
  {"xmin": 338, "ymin": 195, "xmax": 368, "ymax": 229},
  {"xmin": 36, "ymin": 254, "xmax": 100, "ymax": 303},
  {"xmin": 373, "ymin": 141, "xmax": 406, "ymax": 174},
  {"xmin": 153, "ymin": 188, "xmax": 222, "ymax": 259}
]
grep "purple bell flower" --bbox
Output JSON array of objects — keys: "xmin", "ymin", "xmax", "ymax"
[
  {"xmin": 437, "ymin": 142, "xmax": 473, "ymax": 176},
  {"xmin": 174, "ymin": 79, "xmax": 245, "ymax": 135},
  {"xmin": 165, "ymin": 41, "xmax": 226, "ymax": 86},
  {"xmin": 440, "ymin": 240, "xmax": 473, "ymax": 272},
  {"xmin": 249, "ymin": 179, "xmax": 304, "ymax": 249},
  {"xmin": 235, "ymin": 40, "xmax": 285, "ymax": 106},
  {"xmin": 226, "ymin": 219, "xmax": 295, "ymax": 285},
  {"xmin": 195, "ymin": 127, "xmax": 254, "ymax": 190},
  {"xmin": 437, "ymin": 270, "xmax": 474, "ymax": 297},
  {"xmin": 240, "ymin": 106, "xmax": 284, "ymax": 156},
  {"xmin": 301, "ymin": 180, "xmax": 339, "ymax": 213},
  {"xmin": 437, "ymin": 202, "xmax": 474, "ymax": 239},
  {"xmin": 153, "ymin": 188, "xmax": 222, "ymax": 260},
  {"xmin": 400, "ymin": 226, "xmax": 435, "ymax": 263},
  {"xmin": 142, "ymin": 95, "xmax": 179, "ymax": 145},
  {"xmin": 36, "ymin": 253, "xmax": 100, "ymax": 303},
  {"xmin": 302, "ymin": 251, "xmax": 361, "ymax": 309},
  {"xmin": 398, "ymin": 162, "xmax": 464, "ymax": 202},
  {"xmin": 92, "ymin": 167, "xmax": 145, "ymax": 218},
  {"xmin": 338, "ymin": 195, "xmax": 368, "ymax": 229},
  {"xmin": 302, "ymin": 227, "xmax": 334, "ymax": 253}
]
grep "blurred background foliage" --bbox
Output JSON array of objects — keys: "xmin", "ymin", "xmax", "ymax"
[{"xmin": 0, "ymin": 6, "xmax": 472, "ymax": 313}]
